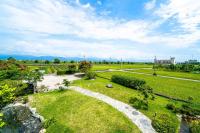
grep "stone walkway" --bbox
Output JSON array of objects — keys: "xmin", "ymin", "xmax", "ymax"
[
  {"xmin": 69, "ymin": 86, "xmax": 156, "ymax": 133},
  {"xmin": 37, "ymin": 74, "xmax": 156, "ymax": 133}
]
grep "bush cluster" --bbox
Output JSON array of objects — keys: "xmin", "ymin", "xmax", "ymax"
[
  {"xmin": 66, "ymin": 64, "xmax": 77, "ymax": 74},
  {"xmin": 166, "ymin": 103, "xmax": 200, "ymax": 117},
  {"xmin": 129, "ymin": 97, "xmax": 148, "ymax": 110},
  {"xmin": 189, "ymin": 120, "xmax": 200, "ymax": 133},
  {"xmin": 0, "ymin": 84, "xmax": 16, "ymax": 109},
  {"xmin": 85, "ymin": 71, "xmax": 96, "ymax": 79},
  {"xmin": 56, "ymin": 70, "xmax": 67, "ymax": 75},
  {"xmin": 111, "ymin": 75, "xmax": 146, "ymax": 89},
  {"xmin": 152, "ymin": 114, "xmax": 177, "ymax": 133}
]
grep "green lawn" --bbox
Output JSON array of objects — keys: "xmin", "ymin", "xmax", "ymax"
[
  {"xmin": 92, "ymin": 64, "xmax": 152, "ymax": 71},
  {"xmin": 97, "ymin": 72, "xmax": 200, "ymax": 106},
  {"xmin": 29, "ymin": 90, "xmax": 140, "ymax": 133},
  {"xmin": 72, "ymin": 77, "xmax": 180, "ymax": 132},
  {"xmin": 128, "ymin": 69, "xmax": 200, "ymax": 80}
]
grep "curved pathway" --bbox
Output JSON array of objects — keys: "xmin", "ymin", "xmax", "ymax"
[{"xmin": 69, "ymin": 86, "xmax": 156, "ymax": 133}]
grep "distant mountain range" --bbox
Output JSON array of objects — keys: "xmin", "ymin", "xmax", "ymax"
[{"xmin": 0, "ymin": 54, "xmax": 153, "ymax": 62}]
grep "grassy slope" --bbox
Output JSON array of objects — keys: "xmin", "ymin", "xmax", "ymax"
[
  {"xmin": 29, "ymin": 90, "xmax": 140, "ymax": 133},
  {"xmin": 72, "ymin": 78, "xmax": 180, "ymax": 132},
  {"xmin": 97, "ymin": 72, "xmax": 200, "ymax": 106},
  {"xmin": 92, "ymin": 64, "xmax": 152, "ymax": 71},
  {"xmin": 128, "ymin": 69, "xmax": 200, "ymax": 80}
]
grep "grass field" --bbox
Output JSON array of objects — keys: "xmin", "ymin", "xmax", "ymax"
[
  {"xmin": 92, "ymin": 64, "xmax": 152, "ymax": 71},
  {"xmin": 72, "ymin": 77, "xmax": 180, "ymax": 132},
  {"xmin": 97, "ymin": 71, "xmax": 200, "ymax": 106},
  {"xmin": 29, "ymin": 90, "xmax": 140, "ymax": 133},
  {"xmin": 128, "ymin": 69, "xmax": 200, "ymax": 80}
]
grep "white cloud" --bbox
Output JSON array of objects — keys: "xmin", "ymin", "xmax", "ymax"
[
  {"xmin": 155, "ymin": 0, "xmax": 200, "ymax": 32},
  {"xmin": 0, "ymin": 0, "xmax": 200, "ymax": 59},
  {"xmin": 145, "ymin": 0, "xmax": 156, "ymax": 10},
  {"xmin": 0, "ymin": 0, "xmax": 156, "ymax": 44},
  {"xmin": 4, "ymin": 39, "xmax": 152, "ymax": 59}
]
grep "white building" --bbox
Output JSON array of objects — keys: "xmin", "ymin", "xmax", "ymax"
[{"xmin": 154, "ymin": 57, "xmax": 176, "ymax": 65}]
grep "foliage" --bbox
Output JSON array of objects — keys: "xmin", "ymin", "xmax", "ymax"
[
  {"xmin": 166, "ymin": 103, "xmax": 200, "ymax": 116},
  {"xmin": 111, "ymin": 75, "xmax": 146, "ymax": 89},
  {"xmin": 24, "ymin": 70, "xmax": 43, "ymax": 93},
  {"xmin": 0, "ymin": 80, "xmax": 29, "ymax": 96},
  {"xmin": 63, "ymin": 79, "xmax": 70, "ymax": 87},
  {"xmin": 152, "ymin": 113, "xmax": 177, "ymax": 133},
  {"xmin": 56, "ymin": 70, "xmax": 66, "ymax": 75},
  {"xmin": 129, "ymin": 97, "xmax": 148, "ymax": 110},
  {"xmin": 53, "ymin": 58, "xmax": 60, "ymax": 64},
  {"xmin": 0, "ymin": 84, "xmax": 16, "ymax": 109},
  {"xmin": 0, "ymin": 113, "xmax": 6, "ymax": 128},
  {"xmin": 67, "ymin": 64, "xmax": 77, "ymax": 74},
  {"xmin": 153, "ymin": 72, "xmax": 157, "ymax": 76},
  {"xmin": 44, "ymin": 60, "xmax": 50, "ymax": 64},
  {"xmin": 78, "ymin": 61, "xmax": 92, "ymax": 73},
  {"xmin": 155, "ymin": 64, "xmax": 200, "ymax": 73},
  {"xmin": 34, "ymin": 60, "xmax": 39, "ymax": 63},
  {"xmin": 189, "ymin": 120, "xmax": 200, "ymax": 133},
  {"xmin": 85, "ymin": 71, "xmax": 96, "ymax": 79}
]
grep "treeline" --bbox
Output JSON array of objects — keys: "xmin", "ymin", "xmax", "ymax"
[
  {"xmin": 154, "ymin": 64, "xmax": 200, "ymax": 73},
  {"xmin": 0, "ymin": 57, "xmax": 153, "ymax": 65}
]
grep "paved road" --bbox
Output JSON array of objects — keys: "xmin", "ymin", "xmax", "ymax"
[{"xmin": 69, "ymin": 86, "xmax": 156, "ymax": 133}]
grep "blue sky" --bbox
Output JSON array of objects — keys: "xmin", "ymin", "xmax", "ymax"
[{"xmin": 0, "ymin": 0, "xmax": 200, "ymax": 61}]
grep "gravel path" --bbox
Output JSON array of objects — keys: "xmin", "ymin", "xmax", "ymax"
[
  {"xmin": 69, "ymin": 86, "xmax": 156, "ymax": 133},
  {"xmin": 37, "ymin": 74, "xmax": 81, "ymax": 91}
]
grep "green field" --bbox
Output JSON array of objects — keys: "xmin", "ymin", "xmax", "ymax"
[
  {"xmin": 29, "ymin": 90, "xmax": 140, "ymax": 133},
  {"xmin": 72, "ymin": 77, "xmax": 180, "ymax": 132},
  {"xmin": 92, "ymin": 64, "xmax": 152, "ymax": 71},
  {"xmin": 128, "ymin": 69, "xmax": 200, "ymax": 80},
  {"xmin": 97, "ymin": 71, "xmax": 200, "ymax": 106}
]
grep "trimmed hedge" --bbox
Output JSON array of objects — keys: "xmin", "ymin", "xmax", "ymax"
[{"xmin": 111, "ymin": 75, "xmax": 146, "ymax": 89}]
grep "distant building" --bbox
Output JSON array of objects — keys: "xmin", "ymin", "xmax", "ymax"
[{"xmin": 154, "ymin": 57, "xmax": 176, "ymax": 65}]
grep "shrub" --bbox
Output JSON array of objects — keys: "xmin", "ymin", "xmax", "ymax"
[
  {"xmin": 63, "ymin": 79, "xmax": 70, "ymax": 87},
  {"xmin": 78, "ymin": 61, "xmax": 92, "ymax": 73},
  {"xmin": 129, "ymin": 97, "xmax": 148, "ymax": 110},
  {"xmin": 152, "ymin": 114, "xmax": 176, "ymax": 133},
  {"xmin": 0, "ymin": 85, "xmax": 16, "ymax": 109},
  {"xmin": 56, "ymin": 70, "xmax": 66, "ymax": 75},
  {"xmin": 166, "ymin": 103, "xmax": 200, "ymax": 116},
  {"xmin": 85, "ymin": 71, "xmax": 96, "ymax": 79},
  {"xmin": 189, "ymin": 120, "xmax": 200, "ymax": 133},
  {"xmin": 166, "ymin": 103, "xmax": 176, "ymax": 111},
  {"xmin": 153, "ymin": 72, "xmax": 157, "ymax": 76},
  {"xmin": 0, "ymin": 113, "xmax": 5, "ymax": 128},
  {"xmin": 67, "ymin": 64, "xmax": 77, "ymax": 74},
  {"xmin": 58, "ymin": 86, "xmax": 65, "ymax": 92},
  {"xmin": 111, "ymin": 75, "xmax": 146, "ymax": 89}
]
